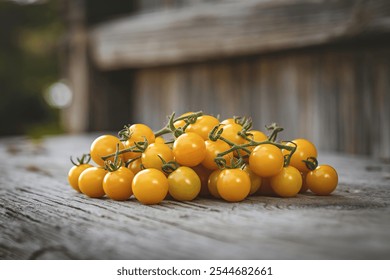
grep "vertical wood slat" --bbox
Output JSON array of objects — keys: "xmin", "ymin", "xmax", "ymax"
[
  {"xmin": 130, "ymin": 46, "xmax": 390, "ymax": 159},
  {"xmin": 63, "ymin": 0, "xmax": 89, "ymax": 133}
]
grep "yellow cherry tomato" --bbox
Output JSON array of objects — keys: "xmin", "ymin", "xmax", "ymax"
[
  {"xmin": 123, "ymin": 124, "xmax": 156, "ymax": 161},
  {"xmin": 283, "ymin": 139, "xmax": 317, "ymax": 173},
  {"xmin": 174, "ymin": 112, "xmax": 193, "ymax": 129},
  {"xmin": 221, "ymin": 123, "xmax": 246, "ymax": 146},
  {"xmin": 207, "ymin": 169, "xmax": 222, "ymax": 199},
  {"xmin": 141, "ymin": 143, "xmax": 173, "ymax": 171},
  {"xmin": 173, "ymin": 132, "xmax": 206, "ymax": 167},
  {"xmin": 220, "ymin": 118, "xmax": 236, "ymax": 126},
  {"xmin": 103, "ymin": 167, "xmax": 134, "ymax": 201},
  {"xmin": 68, "ymin": 163, "xmax": 93, "ymax": 192},
  {"xmin": 257, "ymin": 177, "xmax": 276, "ymax": 196},
  {"xmin": 300, "ymin": 172, "xmax": 309, "ymax": 193},
  {"xmin": 245, "ymin": 130, "xmax": 268, "ymax": 154},
  {"xmin": 270, "ymin": 166, "xmax": 302, "ymax": 198},
  {"xmin": 154, "ymin": 136, "xmax": 165, "ymax": 144},
  {"xmin": 78, "ymin": 167, "xmax": 107, "ymax": 198},
  {"xmin": 306, "ymin": 165, "xmax": 338, "ymax": 195},
  {"xmin": 168, "ymin": 167, "xmax": 201, "ymax": 201},
  {"xmin": 243, "ymin": 165, "xmax": 262, "ymax": 195},
  {"xmin": 217, "ymin": 169, "xmax": 250, "ymax": 202},
  {"xmin": 90, "ymin": 135, "xmax": 124, "ymax": 166},
  {"xmin": 249, "ymin": 144, "xmax": 284, "ymax": 177},
  {"xmin": 128, "ymin": 157, "xmax": 143, "ymax": 175},
  {"xmin": 201, "ymin": 139, "xmax": 233, "ymax": 170},
  {"xmin": 132, "ymin": 168, "xmax": 168, "ymax": 205},
  {"xmin": 186, "ymin": 115, "xmax": 219, "ymax": 140},
  {"xmin": 192, "ymin": 164, "xmax": 212, "ymax": 197}
]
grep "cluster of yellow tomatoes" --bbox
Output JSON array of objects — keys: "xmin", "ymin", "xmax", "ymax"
[{"xmin": 67, "ymin": 112, "xmax": 338, "ymax": 205}]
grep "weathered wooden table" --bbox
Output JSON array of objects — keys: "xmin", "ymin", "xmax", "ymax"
[{"xmin": 1, "ymin": 134, "xmax": 389, "ymax": 260}]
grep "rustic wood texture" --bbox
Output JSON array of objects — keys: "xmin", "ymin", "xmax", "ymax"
[
  {"xmin": 1, "ymin": 135, "xmax": 390, "ymax": 259},
  {"xmin": 132, "ymin": 45, "xmax": 390, "ymax": 159},
  {"xmin": 90, "ymin": 0, "xmax": 390, "ymax": 69}
]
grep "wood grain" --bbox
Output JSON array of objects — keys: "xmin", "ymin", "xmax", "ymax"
[
  {"xmin": 1, "ymin": 135, "xmax": 390, "ymax": 259},
  {"xmin": 90, "ymin": 0, "xmax": 390, "ymax": 69}
]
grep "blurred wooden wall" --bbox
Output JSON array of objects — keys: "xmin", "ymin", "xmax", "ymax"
[
  {"xmin": 63, "ymin": 0, "xmax": 390, "ymax": 159},
  {"xmin": 132, "ymin": 46, "xmax": 390, "ymax": 158}
]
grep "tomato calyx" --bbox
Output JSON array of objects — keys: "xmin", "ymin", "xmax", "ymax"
[
  {"xmin": 233, "ymin": 116, "xmax": 252, "ymax": 128},
  {"xmin": 214, "ymin": 156, "xmax": 242, "ymax": 170},
  {"xmin": 281, "ymin": 141, "xmax": 297, "ymax": 167},
  {"xmin": 70, "ymin": 153, "xmax": 91, "ymax": 166},
  {"xmin": 103, "ymin": 143, "xmax": 123, "ymax": 172},
  {"xmin": 302, "ymin": 157, "xmax": 318, "ymax": 171},
  {"xmin": 161, "ymin": 159, "xmax": 180, "ymax": 174},
  {"xmin": 265, "ymin": 123, "xmax": 284, "ymax": 142},
  {"xmin": 208, "ymin": 124, "xmax": 224, "ymax": 141},
  {"xmin": 118, "ymin": 124, "xmax": 132, "ymax": 141}
]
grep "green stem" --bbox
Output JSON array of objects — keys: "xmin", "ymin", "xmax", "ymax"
[
  {"xmin": 101, "ymin": 145, "xmax": 139, "ymax": 160},
  {"xmin": 153, "ymin": 111, "xmax": 203, "ymax": 138},
  {"xmin": 215, "ymin": 139, "xmax": 296, "ymax": 168},
  {"xmin": 104, "ymin": 143, "xmax": 123, "ymax": 172},
  {"xmin": 174, "ymin": 111, "xmax": 203, "ymax": 122},
  {"xmin": 218, "ymin": 136, "xmax": 252, "ymax": 155},
  {"xmin": 154, "ymin": 127, "xmax": 171, "ymax": 137},
  {"xmin": 302, "ymin": 156, "xmax": 318, "ymax": 171},
  {"xmin": 125, "ymin": 156, "xmax": 141, "ymax": 167}
]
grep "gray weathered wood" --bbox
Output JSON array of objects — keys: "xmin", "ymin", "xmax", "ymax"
[
  {"xmin": 90, "ymin": 0, "xmax": 390, "ymax": 69},
  {"xmin": 1, "ymin": 135, "xmax": 389, "ymax": 259}
]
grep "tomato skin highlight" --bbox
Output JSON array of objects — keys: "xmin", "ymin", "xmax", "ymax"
[
  {"xmin": 90, "ymin": 135, "xmax": 124, "ymax": 166},
  {"xmin": 220, "ymin": 118, "xmax": 236, "ymax": 126},
  {"xmin": 270, "ymin": 166, "xmax": 302, "ymax": 198},
  {"xmin": 186, "ymin": 115, "xmax": 220, "ymax": 140},
  {"xmin": 132, "ymin": 168, "xmax": 168, "ymax": 205},
  {"xmin": 249, "ymin": 144, "xmax": 284, "ymax": 177},
  {"xmin": 103, "ymin": 167, "xmax": 134, "ymax": 201},
  {"xmin": 168, "ymin": 167, "xmax": 201, "ymax": 201},
  {"xmin": 217, "ymin": 169, "xmax": 251, "ymax": 202},
  {"xmin": 173, "ymin": 132, "xmax": 206, "ymax": 167},
  {"xmin": 78, "ymin": 167, "xmax": 107, "ymax": 198},
  {"xmin": 306, "ymin": 165, "xmax": 338, "ymax": 195},
  {"xmin": 283, "ymin": 139, "xmax": 317, "ymax": 173},
  {"xmin": 68, "ymin": 164, "xmax": 93, "ymax": 192}
]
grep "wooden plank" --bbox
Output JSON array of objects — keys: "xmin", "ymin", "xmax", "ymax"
[
  {"xmin": 1, "ymin": 135, "xmax": 390, "ymax": 259},
  {"xmin": 89, "ymin": 0, "xmax": 390, "ymax": 69}
]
